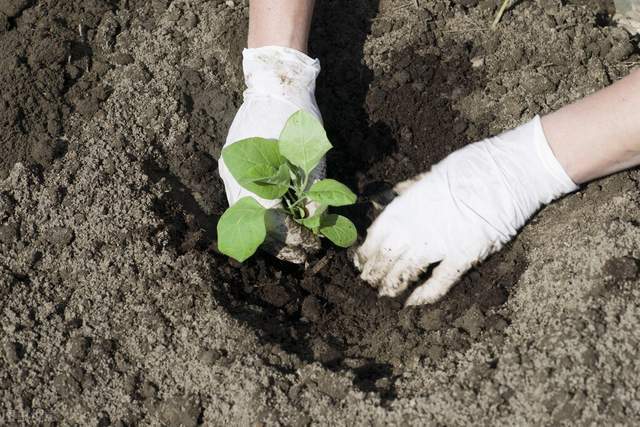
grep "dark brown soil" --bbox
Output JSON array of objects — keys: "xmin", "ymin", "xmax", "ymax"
[
  {"xmin": 1, "ymin": 0, "xmax": 639, "ymax": 424},
  {"xmin": 0, "ymin": 0, "xmax": 121, "ymax": 179}
]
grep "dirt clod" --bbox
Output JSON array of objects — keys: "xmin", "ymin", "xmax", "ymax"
[
  {"xmin": 603, "ymin": 256, "xmax": 639, "ymax": 280},
  {"xmin": 311, "ymin": 338, "xmax": 343, "ymax": 365},
  {"xmin": 155, "ymin": 397, "xmax": 201, "ymax": 427},
  {"xmin": 453, "ymin": 305, "xmax": 487, "ymax": 338},
  {"xmin": 301, "ymin": 295, "xmax": 323, "ymax": 322},
  {"xmin": 3, "ymin": 341, "xmax": 22, "ymax": 364}
]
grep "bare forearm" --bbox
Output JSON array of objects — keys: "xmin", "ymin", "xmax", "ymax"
[
  {"xmin": 542, "ymin": 68, "xmax": 640, "ymax": 184},
  {"xmin": 248, "ymin": 0, "xmax": 315, "ymax": 53}
]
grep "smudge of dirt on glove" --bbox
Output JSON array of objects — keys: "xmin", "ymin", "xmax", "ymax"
[{"xmin": 2, "ymin": 0, "xmax": 640, "ymax": 424}]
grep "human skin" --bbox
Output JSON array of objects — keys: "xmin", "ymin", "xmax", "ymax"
[
  {"xmin": 543, "ymin": 68, "xmax": 640, "ymax": 184},
  {"xmin": 247, "ymin": 0, "xmax": 640, "ymax": 187},
  {"xmin": 248, "ymin": 0, "xmax": 316, "ymax": 53}
]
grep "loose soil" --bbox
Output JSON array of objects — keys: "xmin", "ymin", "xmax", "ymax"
[{"xmin": 1, "ymin": 0, "xmax": 640, "ymax": 425}]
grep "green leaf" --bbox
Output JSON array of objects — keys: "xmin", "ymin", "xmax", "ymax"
[
  {"xmin": 237, "ymin": 164, "xmax": 289, "ymax": 199},
  {"xmin": 278, "ymin": 111, "xmax": 332, "ymax": 175},
  {"xmin": 297, "ymin": 205, "xmax": 327, "ymax": 231},
  {"xmin": 319, "ymin": 214, "xmax": 357, "ymax": 248},
  {"xmin": 306, "ymin": 179, "xmax": 357, "ymax": 207},
  {"xmin": 222, "ymin": 137, "xmax": 285, "ymax": 177},
  {"xmin": 253, "ymin": 163, "xmax": 291, "ymax": 186},
  {"xmin": 222, "ymin": 138, "xmax": 288, "ymax": 200},
  {"xmin": 241, "ymin": 164, "xmax": 278, "ymax": 183},
  {"xmin": 217, "ymin": 197, "xmax": 267, "ymax": 262},
  {"xmin": 246, "ymin": 181, "xmax": 289, "ymax": 200}
]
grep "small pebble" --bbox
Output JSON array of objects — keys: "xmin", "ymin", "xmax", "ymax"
[{"xmin": 471, "ymin": 56, "xmax": 485, "ymax": 68}]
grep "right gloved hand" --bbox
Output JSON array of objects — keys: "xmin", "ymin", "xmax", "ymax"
[
  {"xmin": 354, "ymin": 116, "xmax": 579, "ymax": 306},
  {"xmin": 218, "ymin": 46, "xmax": 325, "ymax": 264}
]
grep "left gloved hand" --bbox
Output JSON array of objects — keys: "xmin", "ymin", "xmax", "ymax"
[
  {"xmin": 218, "ymin": 45, "xmax": 324, "ymax": 264},
  {"xmin": 353, "ymin": 116, "xmax": 578, "ymax": 306}
]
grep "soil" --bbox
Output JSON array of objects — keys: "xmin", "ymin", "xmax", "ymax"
[{"xmin": 1, "ymin": 0, "xmax": 640, "ymax": 425}]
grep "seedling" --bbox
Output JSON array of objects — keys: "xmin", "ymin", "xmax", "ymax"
[{"xmin": 217, "ymin": 110, "xmax": 358, "ymax": 262}]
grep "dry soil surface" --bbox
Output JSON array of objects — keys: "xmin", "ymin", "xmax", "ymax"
[{"xmin": 1, "ymin": 0, "xmax": 640, "ymax": 425}]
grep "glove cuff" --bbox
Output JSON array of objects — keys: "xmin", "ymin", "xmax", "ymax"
[
  {"xmin": 530, "ymin": 115, "xmax": 579, "ymax": 201},
  {"xmin": 242, "ymin": 46, "xmax": 321, "ymax": 114},
  {"xmin": 488, "ymin": 116, "xmax": 578, "ymax": 207},
  {"xmin": 475, "ymin": 116, "xmax": 579, "ymax": 237}
]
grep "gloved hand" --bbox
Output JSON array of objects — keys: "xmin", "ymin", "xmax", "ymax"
[
  {"xmin": 354, "ymin": 116, "xmax": 578, "ymax": 306},
  {"xmin": 218, "ymin": 46, "xmax": 324, "ymax": 264}
]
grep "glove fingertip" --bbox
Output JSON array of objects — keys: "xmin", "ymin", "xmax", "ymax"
[{"xmin": 403, "ymin": 260, "xmax": 468, "ymax": 307}]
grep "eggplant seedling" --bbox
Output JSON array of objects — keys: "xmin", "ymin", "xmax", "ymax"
[{"xmin": 217, "ymin": 110, "xmax": 358, "ymax": 262}]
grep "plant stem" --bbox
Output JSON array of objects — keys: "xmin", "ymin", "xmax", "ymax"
[
  {"xmin": 289, "ymin": 196, "xmax": 308, "ymax": 210},
  {"xmin": 281, "ymin": 190, "xmax": 303, "ymax": 218},
  {"xmin": 492, "ymin": 0, "xmax": 510, "ymax": 29},
  {"xmin": 284, "ymin": 169, "xmax": 312, "ymax": 219},
  {"xmin": 283, "ymin": 196, "xmax": 292, "ymax": 209},
  {"xmin": 283, "ymin": 193, "xmax": 295, "ymax": 212}
]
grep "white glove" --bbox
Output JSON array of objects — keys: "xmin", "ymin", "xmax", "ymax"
[
  {"xmin": 354, "ymin": 116, "xmax": 578, "ymax": 306},
  {"xmin": 218, "ymin": 46, "xmax": 324, "ymax": 263}
]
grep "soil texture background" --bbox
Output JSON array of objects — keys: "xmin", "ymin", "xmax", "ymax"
[{"xmin": 1, "ymin": 0, "xmax": 640, "ymax": 425}]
